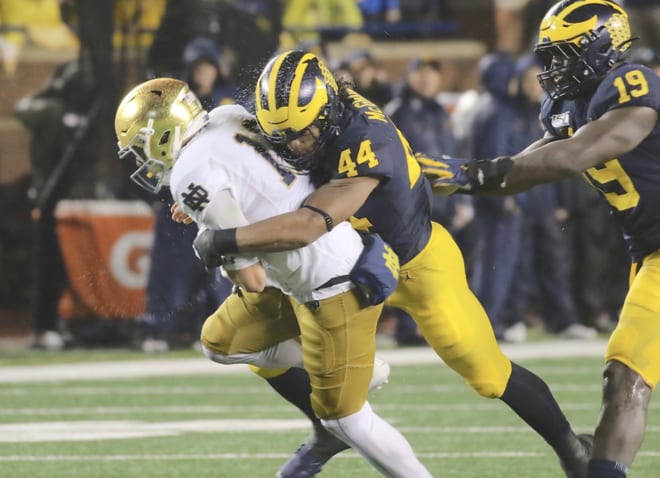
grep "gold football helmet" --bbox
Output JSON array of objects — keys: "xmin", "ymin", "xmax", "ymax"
[
  {"xmin": 114, "ymin": 78, "xmax": 208, "ymax": 193},
  {"xmin": 255, "ymin": 50, "xmax": 343, "ymax": 170},
  {"xmin": 535, "ymin": 0, "xmax": 632, "ymax": 99}
]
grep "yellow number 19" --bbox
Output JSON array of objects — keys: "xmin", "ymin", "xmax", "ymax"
[{"xmin": 613, "ymin": 70, "xmax": 649, "ymax": 104}]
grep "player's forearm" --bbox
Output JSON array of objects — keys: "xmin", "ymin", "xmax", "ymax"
[
  {"xmin": 504, "ymin": 106, "xmax": 658, "ymax": 190},
  {"xmin": 519, "ymin": 135, "xmax": 555, "ymax": 154},
  {"xmin": 502, "ymin": 135, "xmax": 594, "ymax": 191},
  {"xmin": 235, "ymin": 208, "xmax": 327, "ymax": 252}
]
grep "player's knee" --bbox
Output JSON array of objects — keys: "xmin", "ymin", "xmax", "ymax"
[
  {"xmin": 468, "ymin": 380, "xmax": 507, "ymax": 398},
  {"xmin": 200, "ymin": 319, "xmax": 226, "ymax": 353},
  {"xmin": 201, "ymin": 344, "xmax": 264, "ymax": 367},
  {"xmin": 248, "ymin": 364, "xmax": 290, "ymax": 379},
  {"xmin": 602, "ymin": 360, "xmax": 652, "ymax": 407},
  {"xmin": 446, "ymin": 354, "xmax": 510, "ymax": 398},
  {"xmin": 201, "ymin": 344, "xmax": 232, "ymax": 364},
  {"xmin": 311, "ymin": 389, "xmax": 364, "ymax": 420},
  {"xmin": 469, "ymin": 360, "xmax": 511, "ymax": 398}
]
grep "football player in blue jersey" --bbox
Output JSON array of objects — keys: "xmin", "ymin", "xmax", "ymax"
[
  {"xmin": 425, "ymin": 1, "xmax": 660, "ymax": 477},
  {"xmin": 193, "ymin": 51, "xmax": 592, "ymax": 478}
]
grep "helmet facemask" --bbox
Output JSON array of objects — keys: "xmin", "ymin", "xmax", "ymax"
[
  {"xmin": 118, "ymin": 119, "xmax": 179, "ymax": 193},
  {"xmin": 536, "ymin": 32, "xmax": 595, "ymax": 99}
]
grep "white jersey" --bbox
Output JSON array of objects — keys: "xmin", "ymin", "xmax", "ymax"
[{"xmin": 170, "ymin": 104, "xmax": 363, "ymax": 303}]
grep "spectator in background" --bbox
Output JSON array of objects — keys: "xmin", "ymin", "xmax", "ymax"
[
  {"xmin": 357, "ymin": 0, "xmax": 401, "ymax": 23},
  {"xmin": 450, "ymin": 88, "xmax": 481, "ymax": 158},
  {"xmin": 345, "ymin": 49, "xmax": 393, "ymax": 107},
  {"xmin": 501, "ymin": 54, "xmax": 597, "ymax": 341},
  {"xmin": 0, "ymin": 0, "xmax": 78, "ymax": 76},
  {"xmin": 13, "ymin": 0, "xmax": 114, "ymax": 349},
  {"xmin": 182, "ymin": 37, "xmax": 238, "ymax": 110},
  {"xmin": 560, "ymin": 175, "xmax": 624, "ymax": 334},
  {"xmin": 146, "ymin": 0, "xmax": 282, "ymax": 97},
  {"xmin": 386, "ymin": 56, "xmax": 477, "ymax": 275},
  {"xmin": 328, "ymin": 55, "xmax": 355, "ymax": 84},
  {"xmin": 399, "ymin": 0, "xmax": 447, "ymax": 22},
  {"xmin": 386, "ymin": 57, "xmax": 455, "ymax": 157},
  {"xmin": 139, "ymin": 36, "xmax": 235, "ymax": 353},
  {"xmin": 384, "ymin": 56, "xmax": 475, "ymax": 344},
  {"xmin": 494, "ymin": 0, "xmax": 553, "ymax": 55},
  {"xmin": 622, "ymin": 0, "xmax": 660, "ymax": 50},
  {"xmin": 145, "ymin": 0, "xmax": 220, "ymax": 79},
  {"xmin": 629, "ymin": 46, "xmax": 660, "ymax": 76},
  {"xmin": 14, "ymin": 59, "xmax": 95, "ymax": 349},
  {"xmin": 279, "ymin": 0, "xmax": 363, "ymax": 49},
  {"xmin": 466, "ymin": 51, "xmax": 524, "ymax": 341}
]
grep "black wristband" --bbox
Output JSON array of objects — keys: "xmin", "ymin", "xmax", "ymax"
[
  {"xmin": 212, "ymin": 227, "xmax": 239, "ymax": 254},
  {"xmin": 302, "ymin": 204, "xmax": 334, "ymax": 231}
]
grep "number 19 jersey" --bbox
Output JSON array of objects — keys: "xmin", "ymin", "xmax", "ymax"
[{"xmin": 540, "ymin": 63, "xmax": 660, "ymax": 261}]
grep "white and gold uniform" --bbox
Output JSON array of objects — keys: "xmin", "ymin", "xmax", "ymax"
[
  {"xmin": 115, "ymin": 80, "xmax": 430, "ymax": 476},
  {"xmin": 169, "ymin": 105, "xmax": 431, "ymax": 477}
]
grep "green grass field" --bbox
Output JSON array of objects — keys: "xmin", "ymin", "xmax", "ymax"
[{"xmin": 0, "ymin": 349, "xmax": 658, "ymax": 477}]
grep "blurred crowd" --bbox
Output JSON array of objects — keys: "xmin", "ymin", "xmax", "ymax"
[{"xmin": 2, "ymin": 0, "xmax": 660, "ymax": 350}]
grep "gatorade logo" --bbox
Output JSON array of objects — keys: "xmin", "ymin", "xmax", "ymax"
[{"xmin": 109, "ymin": 231, "xmax": 154, "ymax": 289}]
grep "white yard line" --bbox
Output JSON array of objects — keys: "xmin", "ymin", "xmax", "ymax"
[
  {"xmin": 0, "ymin": 339, "xmax": 607, "ymax": 383},
  {"xmin": 0, "ymin": 452, "xmax": 549, "ymax": 461},
  {"xmin": 0, "ymin": 451, "xmax": 659, "ymax": 462}
]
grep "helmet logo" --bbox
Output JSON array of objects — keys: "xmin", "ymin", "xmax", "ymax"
[
  {"xmin": 539, "ymin": 1, "xmax": 627, "ymax": 46},
  {"xmin": 606, "ymin": 13, "xmax": 631, "ymax": 51}
]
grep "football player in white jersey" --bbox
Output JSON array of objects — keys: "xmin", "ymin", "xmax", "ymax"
[{"xmin": 114, "ymin": 78, "xmax": 432, "ymax": 478}]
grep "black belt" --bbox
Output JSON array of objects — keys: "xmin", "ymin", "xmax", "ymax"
[
  {"xmin": 313, "ymin": 274, "xmax": 350, "ymax": 291},
  {"xmin": 306, "ymin": 275, "xmax": 351, "ymax": 311}
]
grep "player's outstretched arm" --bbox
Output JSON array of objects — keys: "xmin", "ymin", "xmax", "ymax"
[
  {"xmin": 506, "ymin": 105, "xmax": 658, "ymax": 189},
  {"xmin": 194, "ymin": 176, "xmax": 380, "ymax": 258},
  {"xmin": 434, "ymin": 106, "xmax": 658, "ymax": 195}
]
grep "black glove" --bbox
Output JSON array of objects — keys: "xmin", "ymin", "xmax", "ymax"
[
  {"xmin": 464, "ymin": 156, "xmax": 514, "ymax": 191},
  {"xmin": 418, "ymin": 154, "xmax": 513, "ymax": 194}
]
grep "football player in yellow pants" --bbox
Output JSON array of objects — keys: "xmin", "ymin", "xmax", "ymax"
[
  {"xmin": 115, "ymin": 82, "xmax": 431, "ymax": 477},
  {"xmin": 194, "ymin": 49, "xmax": 591, "ymax": 477},
  {"xmin": 424, "ymin": 2, "xmax": 660, "ymax": 477}
]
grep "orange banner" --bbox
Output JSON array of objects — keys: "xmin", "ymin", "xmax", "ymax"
[{"xmin": 55, "ymin": 200, "xmax": 155, "ymax": 320}]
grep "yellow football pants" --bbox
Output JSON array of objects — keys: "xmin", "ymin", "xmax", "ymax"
[
  {"xmin": 387, "ymin": 222, "xmax": 513, "ymax": 398},
  {"xmin": 607, "ymin": 249, "xmax": 660, "ymax": 388}
]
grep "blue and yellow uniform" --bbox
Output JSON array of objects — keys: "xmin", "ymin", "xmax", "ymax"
[
  {"xmin": 311, "ymin": 89, "xmax": 513, "ymax": 397},
  {"xmin": 541, "ymin": 62, "xmax": 660, "ymax": 387}
]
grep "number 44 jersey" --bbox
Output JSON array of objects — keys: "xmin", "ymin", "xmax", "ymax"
[
  {"xmin": 540, "ymin": 62, "xmax": 660, "ymax": 261},
  {"xmin": 169, "ymin": 104, "xmax": 363, "ymax": 303}
]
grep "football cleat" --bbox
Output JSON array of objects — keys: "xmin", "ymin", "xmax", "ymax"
[
  {"xmin": 559, "ymin": 433, "xmax": 594, "ymax": 478},
  {"xmin": 276, "ymin": 428, "xmax": 349, "ymax": 478}
]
